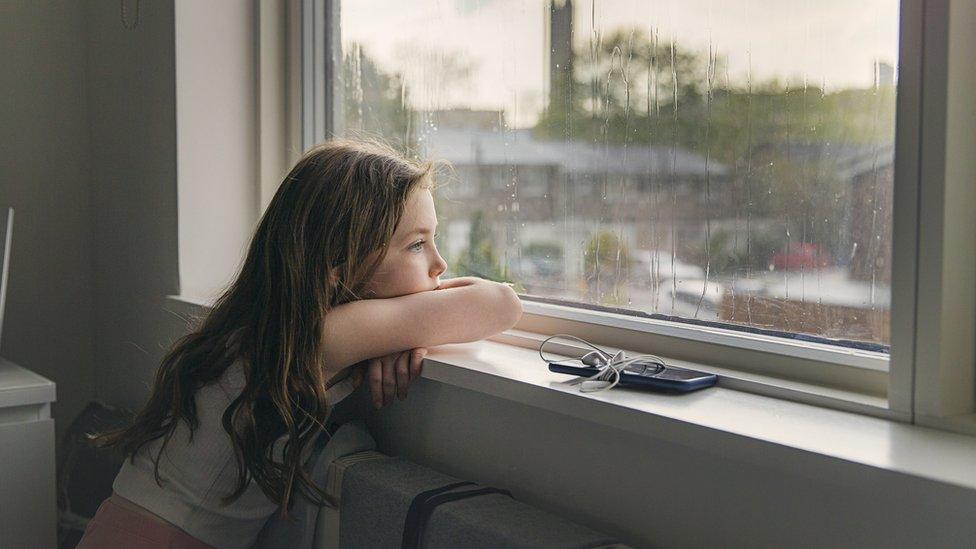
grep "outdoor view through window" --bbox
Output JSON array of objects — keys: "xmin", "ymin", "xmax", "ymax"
[{"xmin": 336, "ymin": 0, "xmax": 899, "ymax": 349}]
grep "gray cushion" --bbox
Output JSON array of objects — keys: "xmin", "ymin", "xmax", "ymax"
[{"xmin": 338, "ymin": 457, "xmax": 623, "ymax": 549}]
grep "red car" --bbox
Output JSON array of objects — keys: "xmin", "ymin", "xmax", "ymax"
[{"xmin": 771, "ymin": 243, "xmax": 832, "ymax": 270}]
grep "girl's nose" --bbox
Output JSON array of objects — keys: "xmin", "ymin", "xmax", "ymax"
[{"xmin": 431, "ymin": 250, "xmax": 448, "ymax": 278}]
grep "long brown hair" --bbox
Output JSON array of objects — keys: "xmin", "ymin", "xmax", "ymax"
[{"xmin": 94, "ymin": 138, "xmax": 434, "ymax": 510}]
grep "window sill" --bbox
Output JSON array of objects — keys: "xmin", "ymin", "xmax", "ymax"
[
  {"xmin": 421, "ymin": 337, "xmax": 976, "ymax": 494},
  {"xmin": 165, "ymin": 294, "xmax": 976, "ymax": 493},
  {"xmin": 496, "ymin": 329, "xmax": 893, "ymax": 419}
]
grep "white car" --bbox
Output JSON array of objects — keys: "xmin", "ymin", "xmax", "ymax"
[
  {"xmin": 653, "ymin": 278, "xmax": 725, "ymax": 320},
  {"xmin": 632, "ymin": 249, "xmax": 706, "ymax": 282},
  {"xmin": 629, "ymin": 250, "xmax": 725, "ymax": 319}
]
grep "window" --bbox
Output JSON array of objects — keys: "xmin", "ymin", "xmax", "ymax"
[
  {"xmin": 329, "ymin": 0, "xmax": 897, "ymax": 347},
  {"xmin": 295, "ymin": 0, "xmax": 976, "ymax": 428}
]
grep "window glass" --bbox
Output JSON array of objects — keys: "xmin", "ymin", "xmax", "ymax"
[{"xmin": 336, "ymin": 0, "xmax": 898, "ymax": 348}]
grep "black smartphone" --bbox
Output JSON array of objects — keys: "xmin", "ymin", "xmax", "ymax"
[{"xmin": 547, "ymin": 358, "xmax": 717, "ymax": 393}]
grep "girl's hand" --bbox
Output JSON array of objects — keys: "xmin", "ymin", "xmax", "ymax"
[{"xmin": 365, "ymin": 348, "xmax": 427, "ymax": 408}]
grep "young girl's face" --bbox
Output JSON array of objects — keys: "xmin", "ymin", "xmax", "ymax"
[{"xmin": 364, "ymin": 187, "xmax": 447, "ymax": 299}]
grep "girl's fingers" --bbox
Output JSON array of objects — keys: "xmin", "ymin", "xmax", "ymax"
[
  {"xmin": 395, "ymin": 351, "xmax": 411, "ymax": 400},
  {"xmin": 366, "ymin": 350, "xmax": 427, "ymax": 408},
  {"xmin": 367, "ymin": 359, "xmax": 383, "ymax": 409},
  {"xmin": 351, "ymin": 367, "xmax": 364, "ymax": 389},
  {"xmin": 409, "ymin": 348, "xmax": 427, "ymax": 381},
  {"xmin": 381, "ymin": 355, "xmax": 396, "ymax": 407}
]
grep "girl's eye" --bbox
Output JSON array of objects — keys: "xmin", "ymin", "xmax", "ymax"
[{"xmin": 409, "ymin": 233, "xmax": 438, "ymax": 252}]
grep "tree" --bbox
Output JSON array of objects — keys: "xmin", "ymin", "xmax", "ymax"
[
  {"xmin": 341, "ymin": 44, "xmax": 415, "ymax": 151},
  {"xmin": 535, "ymin": 27, "xmax": 896, "ymax": 157},
  {"xmin": 583, "ymin": 230, "xmax": 631, "ymax": 304},
  {"xmin": 533, "ymin": 26, "xmax": 896, "ymax": 265},
  {"xmin": 453, "ymin": 211, "xmax": 509, "ymax": 282},
  {"xmin": 536, "ymin": 28, "xmax": 710, "ymax": 145}
]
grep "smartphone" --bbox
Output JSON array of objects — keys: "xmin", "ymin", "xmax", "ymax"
[{"xmin": 547, "ymin": 358, "xmax": 717, "ymax": 393}]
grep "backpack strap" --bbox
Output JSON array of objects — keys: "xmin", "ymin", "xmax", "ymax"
[{"xmin": 402, "ymin": 484, "xmax": 513, "ymax": 549}]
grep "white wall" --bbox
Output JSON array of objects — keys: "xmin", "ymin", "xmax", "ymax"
[
  {"xmin": 0, "ymin": 1, "xmax": 95, "ymax": 447},
  {"xmin": 174, "ymin": 0, "xmax": 259, "ymax": 303}
]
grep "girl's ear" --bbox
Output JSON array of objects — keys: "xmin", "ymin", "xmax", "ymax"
[{"xmin": 328, "ymin": 267, "xmax": 340, "ymax": 288}]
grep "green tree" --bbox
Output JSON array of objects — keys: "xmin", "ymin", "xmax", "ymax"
[
  {"xmin": 536, "ymin": 28, "xmax": 709, "ymax": 144},
  {"xmin": 690, "ymin": 228, "xmax": 787, "ymax": 275},
  {"xmin": 583, "ymin": 230, "xmax": 631, "ymax": 304},
  {"xmin": 535, "ymin": 27, "xmax": 896, "ymax": 157},
  {"xmin": 453, "ymin": 211, "xmax": 509, "ymax": 282},
  {"xmin": 342, "ymin": 44, "xmax": 415, "ymax": 151}
]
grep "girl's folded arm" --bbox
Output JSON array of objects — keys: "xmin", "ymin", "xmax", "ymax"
[{"xmin": 321, "ymin": 279, "xmax": 521, "ymax": 372}]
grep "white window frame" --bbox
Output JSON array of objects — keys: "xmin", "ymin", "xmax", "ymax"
[{"xmin": 291, "ymin": 0, "xmax": 976, "ymax": 434}]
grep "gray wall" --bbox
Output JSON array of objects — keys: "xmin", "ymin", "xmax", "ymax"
[
  {"xmin": 0, "ymin": 1, "xmax": 186, "ymax": 443},
  {"xmin": 369, "ymin": 379, "xmax": 976, "ymax": 548},
  {"xmin": 0, "ymin": 0, "xmax": 254, "ymax": 441},
  {"xmin": 86, "ymin": 0, "xmax": 185, "ymax": 411},
  {"xmin": 0, "ymin": 2, "xmax": 95, "ymax": 447},
  {"xmin": 86, "ymin": 0, "xmax": 260, "ymax": 411}
]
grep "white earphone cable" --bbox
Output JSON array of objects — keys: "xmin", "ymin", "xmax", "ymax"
[{"xmin": 539, "ymin": 334, "xmax": 668, "ymax": 393}]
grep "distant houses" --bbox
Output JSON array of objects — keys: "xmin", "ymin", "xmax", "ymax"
[
  {"xmin": 419, "ymin": 109, "xmax": 893, "ymax": 344},
  {"xmin": 421, "ymin": 109, "xmax": 730, "ymax": 287}
]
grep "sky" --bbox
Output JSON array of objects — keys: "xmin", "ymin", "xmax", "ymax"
[{"xmin": 341, "ymin": 0, "xmax": 900, "ymax": 128}]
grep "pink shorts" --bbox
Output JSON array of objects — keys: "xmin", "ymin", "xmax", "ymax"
[{"xmin": 77, "ymin": 497, "xmax": 214, "ymax": 549}]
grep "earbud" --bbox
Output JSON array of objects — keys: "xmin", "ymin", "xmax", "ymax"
[
  {"xmin": 580, "ymin": 380, "xmax": 614, "ymax": 392},
  {"xmin": 581, "ymin": 351, "xmax": 607, "ymax": 367}
]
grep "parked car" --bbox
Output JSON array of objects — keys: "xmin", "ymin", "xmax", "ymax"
[
  {"xmin": 633, "ymin": 249, "xmax": 706, "ymax": 282},
  {"xmin": 653, "ymin": 279, "xmax": 725, "ymax": 320},
  {"xmin": 771, "ymin": 243, "xmax": 832, "ymax": 270},
  {"xmin": 625, "ymin": 250, "xmax": 725, "ymax": 319}
]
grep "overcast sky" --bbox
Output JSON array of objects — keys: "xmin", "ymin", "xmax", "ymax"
[{"xmin": 341, "ymin": 0, "xmax": 900, "ymax": 127}]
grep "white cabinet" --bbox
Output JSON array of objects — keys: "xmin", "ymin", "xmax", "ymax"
[{"xmin": 0, "ymin": 357, "xmax": 56, "ymax": 548}]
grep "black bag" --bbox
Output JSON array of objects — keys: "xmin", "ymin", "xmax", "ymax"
[{"xmin": 56, "ymin": 401, "xmax": 132, "ymax": 549}]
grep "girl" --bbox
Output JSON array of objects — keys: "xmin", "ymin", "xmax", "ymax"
[{"xmin": 78, "ymin": 139, "xmax": 522, "ymax": 548}]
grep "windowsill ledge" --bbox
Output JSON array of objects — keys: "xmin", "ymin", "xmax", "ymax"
[
  {"xmin": 165, "ymin": 294, "xmax": 976, "ymax": 494},
  {"xmin": 421, "ymin": 338, "xmax": 976, "ymax": 494},
  {"xmin": 495, "ymin": 329, "xmax": 892, "ymax": 418}
]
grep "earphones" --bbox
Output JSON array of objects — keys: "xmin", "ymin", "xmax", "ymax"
[{"xmin": 539, "ymin": 334, "xmax": 668, "ymax": 393}]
